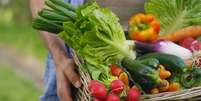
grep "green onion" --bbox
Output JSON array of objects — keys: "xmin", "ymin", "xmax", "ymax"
[
  {"xmin": 49, "ymin": 0, "xmax": 76, "ymax": 12},
  {"xmin": 32, "ymin": 16, "xmax": 63, "ymax": 33},
  {"xmin": 45, "ymin": 0, "xmax": 76, "ymax": 20},
  {"xmin": 38, "ymin": 9, "xmax": 71, "ymax": 21}
]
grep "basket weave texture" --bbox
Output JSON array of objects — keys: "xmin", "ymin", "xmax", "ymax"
[{"xmin": 72, "ymin": 51, "xmax": 92, "ymax": 101}]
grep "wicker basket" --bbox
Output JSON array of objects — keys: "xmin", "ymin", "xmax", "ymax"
[
  {"xmin": 72, "ymin": 52, "xmax": 201, "ymax": 101},
  {"xmin": 72, "ymin": 51, "xmax": 92, "ymax": 101},
  {"xmin": 72, "ymin": 26, "xmax": 201, "ymax": 101}
]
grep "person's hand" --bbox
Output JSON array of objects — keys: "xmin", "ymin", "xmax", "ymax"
[{"xmin": 55, "ymin": 57, "xmax": 82, "ymax": 101}]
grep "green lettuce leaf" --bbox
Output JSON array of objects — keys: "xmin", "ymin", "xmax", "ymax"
[
  {"xmin": 59, "ymin": 2, "xmax": 135, "ymax": 81},
  {"xmin": 59, "ymin": 2, "xmax": 135, "ymax": 65},
  {"xmin": 145, "ymin": 0, "xmax": 201, "ymax": 35}
]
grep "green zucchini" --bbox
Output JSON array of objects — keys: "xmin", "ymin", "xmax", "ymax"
[
  {"xmin": 121, "ymin": 57, "xmax": 162, "ymax": 92},
  {"xmin": 138, "ymin": 58, "xmax": 160, "ymax": 69},
  {"xmin": 138, "ymin": 53, "xmax": 187, "ymax": 73}
]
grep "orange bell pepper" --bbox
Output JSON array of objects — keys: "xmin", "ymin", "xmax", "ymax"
[{"xmin": 129, "ymin": 13, "xmax": 160, "ymax": 42}]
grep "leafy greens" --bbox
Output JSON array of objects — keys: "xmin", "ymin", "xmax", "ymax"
[
  {"xmin": 145, "ymin": 0, "xmax": 201, "ymax": 35},
  {"xmin": 59, "ymin": 2, "xmax": 135, "ymax": 80}
]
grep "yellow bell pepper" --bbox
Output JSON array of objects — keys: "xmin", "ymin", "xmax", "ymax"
[{"xmin": 129, "ymin": 13, "xmax": 160, "ymax": 42}]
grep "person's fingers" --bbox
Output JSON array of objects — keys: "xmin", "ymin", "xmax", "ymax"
[
  {"xmin": 56, "ymin": 68, "xmax": 73, "ymax": 101},
  {"xmin": 63, "ymin": 59, "xmax": 82, "ymax": 88}
]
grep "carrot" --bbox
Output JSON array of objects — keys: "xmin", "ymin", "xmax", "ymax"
[{"xmin": 158, "ymin": 26, "xmax": 201, "ymax": 42}]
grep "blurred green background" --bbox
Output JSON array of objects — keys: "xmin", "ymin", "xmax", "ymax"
[{"xmin": 0, "ymin": 0, "xmax": 47, "ymax": 100}]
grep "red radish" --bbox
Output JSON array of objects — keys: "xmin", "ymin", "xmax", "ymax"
[
  {"xmin": 93, "ymin": 98, "xmax": 99, "ymax": 101},
  {"xmin": 106, "ymin": 93, "xmax": 120, "ymax": 101},
  {"xmin": 110, "ymin": 80, "xmax": 124, "ymax": 94},
  {"xmin": 126, "ymin": 88, "xmax": 141, "ymax": 101},
  {"xmin": 132, "ymin": 86, "xmax": 141, "ymax": 92},
  {"xmin": 89, "ymin": 80, "xmax": 107, "ymax": 99},
  {"xmin": 89, "ymin": 80, "xmax": 101, "ymax": 89},
  {"xmin": 93, "ymin": 98, "xmax": 105, "ymax": 101},
  {"xmin": 179, "ymin": 37, "xmax": 195, "ymax": 50},
  {"xmin": 191, "ymin": 41, "xmax": 201, "ymax": 51},
  {"xmin": 110, "ymin": 64, "xmax": 123, "ymax": 76}
]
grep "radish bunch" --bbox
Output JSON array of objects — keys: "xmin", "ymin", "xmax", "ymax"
[{"xmin": 89, "ymin": 80, "xmax": 140, "ymax": 101}]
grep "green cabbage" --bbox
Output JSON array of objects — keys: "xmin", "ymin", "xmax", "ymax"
[{"xmin": 145, "ymin": 0, "xmax": 201, "ymax": 35}]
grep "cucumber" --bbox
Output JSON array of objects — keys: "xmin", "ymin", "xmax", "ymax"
[
  {"xmin": 121, "ymin": 57, "xmax": 161, "ymax": 92},
  {"xmin": 138, "ymin": 58, "xmax": 160, "ymax": 69},
  {"xmin": 138, "ymin": 53, "xmax": 187, "ymax": 73}
]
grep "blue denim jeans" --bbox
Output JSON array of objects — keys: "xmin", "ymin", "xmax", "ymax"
[
  {"xmin": 39, "ymin": 46, "xmax": 73, "ymax": 101},
  {"xmin": 40, "ymin": 53, "xmax": 60, "ymax": 101},
  {"xmin": 39, "ymin": 0, "xmax": 84, "ymax": 100}
]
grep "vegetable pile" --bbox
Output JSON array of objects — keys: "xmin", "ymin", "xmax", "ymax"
[{"xmin": 33, "ymin": 0, "xmax": 201, "ymax": 101}]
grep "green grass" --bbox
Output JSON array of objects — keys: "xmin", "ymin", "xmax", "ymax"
[
  {"xmin": 0, "ymin": 64, "xmax": 42, "ymax": 101},
  {"xmin": 0, "ymin": 23, "xmax": 47, "ymax": 61}
]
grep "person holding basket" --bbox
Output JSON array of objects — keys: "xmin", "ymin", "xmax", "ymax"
[{"xmin": 30, "ymin": 0, "xmax": 145, "ymax": 101}]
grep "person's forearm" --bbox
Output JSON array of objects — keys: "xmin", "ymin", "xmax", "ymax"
[
  {"xmin": 39, "ymin": 31, "xmax": 68, "ymax": 62},
  {"xmin": 30, "ymin": 0, "xmax": 69, "ymax": 64}
]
